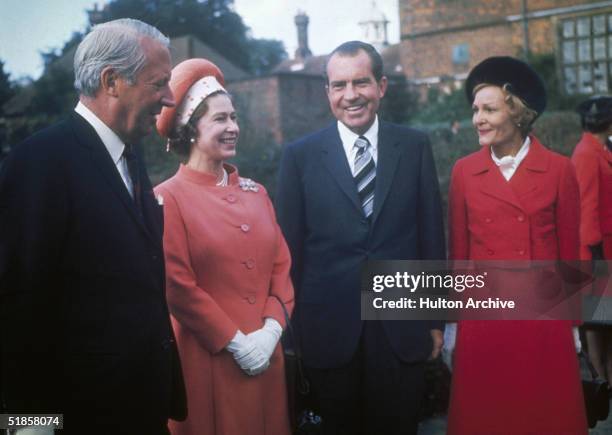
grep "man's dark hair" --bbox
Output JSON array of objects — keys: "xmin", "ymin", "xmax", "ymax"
[{"xmin": 324, "ymin": 40, "xmax": 384, "ymax": 84}]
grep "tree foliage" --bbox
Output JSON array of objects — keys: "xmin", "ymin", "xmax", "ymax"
[
  {"xmin": 526, "ymin": 52, "xmax": 583, "ymax": 112},
  {"xmin": 409, "ymin": 86, "xmax": 473, "ymax": 125},
  {"xmin": 0, "ymin": 60, "xmax": 15, "ymax": 116},
  {"xmin": 95, "ymin": 0, "xmax": 286, "ymax": 75}
]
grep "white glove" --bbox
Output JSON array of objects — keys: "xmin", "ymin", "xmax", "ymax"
[
  {"xmin": 442, "ymin": 323, "xmax": 457, "ymax": 371},
  {"xmin": 226, "ymin": 330, "xmax": 270, "ymax": 376},
  {"xmin": 573, "ymin": 327, "xmax": 582, "ymax": 354},
  {"xmin": 247, "ymin": 318, "xmax": 282, "ymax": 360}
]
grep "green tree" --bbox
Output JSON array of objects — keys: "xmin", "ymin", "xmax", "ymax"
[
  {"xmin": 409, "ymin": 86, "xmax": 473, "ymax": 125},
  {"xmin": 0, "ymin": 60, "xmax": 15, "ymax": 116},
  {"xmin": 247, "ymin": 39, "xmax": 288, "ymax": 77},
  {"xmin": 96, "ymin": 0, "xmax": 286, "ymax": 75},
  {"xmin": 379, "ymin": 76, "xmax": 420, "ymax": 124},
  {"xmin": 527, "ymin": 52, "xmax": 583, "ymax": 112}
]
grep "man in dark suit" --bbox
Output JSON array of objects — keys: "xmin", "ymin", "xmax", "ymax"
[
  {"xmin": 0, "ymin": 19, "xmax": 185, "ymax": 434},
  {"xmin": 275, "ymin": 41, "xmax": 446, "ymax": 435}
]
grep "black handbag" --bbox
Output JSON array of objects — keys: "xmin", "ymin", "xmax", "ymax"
[
  {"xmin": 273, "ymin": 296, "xmax": 322, "ymax": 435},
  {"xmin": 580, "ymin": 350, "xmax": 610, "ymax": 428}
]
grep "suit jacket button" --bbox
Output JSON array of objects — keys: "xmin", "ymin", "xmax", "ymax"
[
  {"xmin": 485, "ymin": 217, "xmax": 492, "ymax": 223},
  {"xmin": 247, "ymin": 296, "xmax": 256, "ymax": 304},
  {"xmin": 245, "ymin": 259, "xmax": 255, "ymax": 269},
  {"xmin": 518, "ymin": 249, "xmax": 525, "ymax": 255},
  {"xmin": 241, "ymin": 224, "xmax": 250, "ymax": 232},
  {"xmin": 226, "ymin": 194, "xmax": 237, "ymax": 203},
  {"xmin": 517, "ymin": 215, "xmax": 525, "ymax": 222}
]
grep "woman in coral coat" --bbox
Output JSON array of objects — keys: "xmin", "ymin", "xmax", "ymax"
[
  {"xmin": 154, "ymin": 58, "xmax": 294, "ymax": 435},
  {"xmin": 445, "ymin": 57, "xmax": 587, "ymax": 434},
  {"xmin": 572, "ymin": 96, "xmax": 612, "ymax": 383}
]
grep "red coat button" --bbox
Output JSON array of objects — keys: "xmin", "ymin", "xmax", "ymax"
[
  {"xmin": 245, "ymin": 259, "xmax": 255, "ymax": 269},
  {"xmin": 241, "ymin": 224, "xmax": 250, "ymax": 232},
  {"xmin": 226, "ymin": 194, "xmax": 236, "ymax": 203},
  {"xmin": 247, "ymin": 296, "xmax": 256, "ymax": 304},
  {"xmin": 517, "ymin": 215, "xmax": 525, "ymax": 222},
  {"xmin": 487, "ymin": 249, "xmax": 494, "ymax": 255},
  {"xmin": 518, "ymin": 249, "xmax": 525, "ymax": 255},
  {"xmin": 485, "ymin": 218, "xmax": 492, "ymax": 223}
]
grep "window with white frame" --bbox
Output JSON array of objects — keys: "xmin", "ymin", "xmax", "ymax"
[{"xmin": 560, "ymin": 12, "xmax": 612, "ymax": 95}]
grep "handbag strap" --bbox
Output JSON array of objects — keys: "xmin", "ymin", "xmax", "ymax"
[
  {"xmin": 271, "ymin": 294, "xmax": 310, "ymax": 395},
  {"xmin": 580, "ymin": 350, "xmax": 603, "ymax": 381}
]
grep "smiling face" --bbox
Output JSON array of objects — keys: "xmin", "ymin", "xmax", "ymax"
[
  {"xmin": 191, "ymin": 93, "xmax": 239, "ymax": 165},
  {"xmin": 114, "ymin": 37, "xmax": 174, "ymax": 143},
  {"xmin": 326, "ymin": 49, "xmax": 387, "ymax": 135},
  {"xmin": 472, "ymin": 85, "xmax": 523, "ymax": 152}
]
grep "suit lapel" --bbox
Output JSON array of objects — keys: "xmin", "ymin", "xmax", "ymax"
[
  {"xmin": 371, "ymin": 122, "xmax": 401, "ymax": 225},
  {"xmin": 69, "ymin": 113, "xmax": 159, "ymax": 245},
  {"xmin": 139, "ymin": 163, "xmax": 164, "ymax": 247},
  {"xmin": 508, "ymin": 136, "xmax": 548, "ymax": 199},
  {"xmin": 319, "ymin": 125, "xmax": 362, "ymax": 213},
  {"xmin": 472, "ymin": 146, "xmax": 524, "ymax": 211}
]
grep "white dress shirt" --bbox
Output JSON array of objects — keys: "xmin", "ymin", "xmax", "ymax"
[
  {"xmin": 74, "ymin": 102, "xmax": 134, "ymax": 197},
  {"xmin": 338, "ymin": 116, "xmax": 379, "ymax": 174},
  {"xmin": 491, "ymin": 136, "xmax": 531, "ymax": 181}
]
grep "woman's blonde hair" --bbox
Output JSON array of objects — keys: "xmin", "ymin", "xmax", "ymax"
[{"xmin": 473, "ymin": 83, "xmax": 538, "ymax": 137}]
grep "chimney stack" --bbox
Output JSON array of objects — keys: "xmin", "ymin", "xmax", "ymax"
[{"xmin": 294, "ymin": 11, "xmax": 312, "ymax": 60}]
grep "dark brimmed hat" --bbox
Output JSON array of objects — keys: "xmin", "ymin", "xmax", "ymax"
[
  {"xmin": 465, "ymin": 56, "xmax": 547, "ymax": 116},
  {"xmin": 576, "ymin": 96, "xmax": 612, "ymax": 128}
]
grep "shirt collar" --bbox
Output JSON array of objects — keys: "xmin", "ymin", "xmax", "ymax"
[
  {"xmin": 338, "ymin": 116, "xmax": 379, "ymax": 155},
  {"xmin": 75, "ymin": 101, "xmax": 126, "ymax": 164},
  {"xmin": 491, "ymin": 135, "xmax": 531, "ymax": 168}
]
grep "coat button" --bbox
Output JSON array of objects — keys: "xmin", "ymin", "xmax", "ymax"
[
  {"xmin": 517, "ymin": 215, "xmax": 525, "ymax": 222},
  {"xmin": 247, "ymin": 296, "xmax": 256, "ymax": 304},
  {"xmin": 226, "ymin": 194, "xmax": 236, "ymax": 203},
  {"xmin": 487, "ymin": 249, "xmax": 494, "ymax": 255},
  {"xmin": 240, "ymin": 224, "xmax": 250, "ymax": 232},
  {"xmin": 518, "ymin": 249, "xmax": 525, "ymax": 255},
  {"xmin": 485, "ymin": 217, "xmax": 492, "ymax": 223},
  {"xmin": 245, "ymin": 258, "xmax": 255, "ymax": 269}
]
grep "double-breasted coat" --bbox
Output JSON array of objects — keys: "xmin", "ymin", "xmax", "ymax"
[
  {"xmin": 571, "ymin": 132, "xmax": 612, "ymax": 260},
  {"xmin": 446, "ymin": 137, "xmax": 587, "ymax": 434},
  {"xmin": 155, "ymin": 164, "xmax": 294, "ymax": 435}
]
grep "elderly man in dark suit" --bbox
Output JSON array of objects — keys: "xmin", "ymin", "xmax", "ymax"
[
  {"xmin": 0, "ymin": 18, "xmax": 185, "ymax": 434},
  {"xmin": 275, "ymin": 41, "xmax": 446, "ymax": 435}
]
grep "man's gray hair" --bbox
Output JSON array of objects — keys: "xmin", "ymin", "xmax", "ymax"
[{"xmin": 74, "ymin": 18, "xmax": 169, "ymax": 97}]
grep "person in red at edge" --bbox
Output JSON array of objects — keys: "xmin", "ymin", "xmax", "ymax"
[
  {"xmin": 155, "ymin": 58, "xmax": 294, "ymax": 435},
  {"xmin": 445, "ymin": 56, "xmax": 587, "ymax": 435},
  {"xmin": 573, "ymin": 96, "xmax": 612, "ymax": 383}
]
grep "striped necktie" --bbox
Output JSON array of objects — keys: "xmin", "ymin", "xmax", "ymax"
[{"xmin": 353, "ymin": 136, "xmax": 375, "ymax": 218}]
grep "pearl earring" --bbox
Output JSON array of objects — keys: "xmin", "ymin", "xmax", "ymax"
[{"xmin": 190, "ymin": 137, "xmax": 196, "ymax": 144}]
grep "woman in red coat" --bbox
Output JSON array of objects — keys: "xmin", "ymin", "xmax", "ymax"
[
  {"xmin": 572, "ymin": 96, "xmax": 612, "ymax": 383},
  {"xmin": 446, "ymin": 57, "xmax": 587, "ymax": 434},
  {"xmin": 154, "ymin": 59, "xmax": 294, "ymax": 435}
]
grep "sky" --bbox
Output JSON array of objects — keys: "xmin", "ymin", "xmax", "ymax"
[{"xmin": 0, "ymin": 0, "xmax": 399, "ymax": 81}]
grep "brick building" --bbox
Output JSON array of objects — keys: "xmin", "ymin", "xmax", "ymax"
[{"xmin": 399, "ymin": 0, "xmax": 612, "ymax": 95}]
